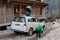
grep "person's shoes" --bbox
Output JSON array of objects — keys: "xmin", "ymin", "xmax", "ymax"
[{"xmin": 39, "ymin": 36, "xmax": 41, "ymax": 38}]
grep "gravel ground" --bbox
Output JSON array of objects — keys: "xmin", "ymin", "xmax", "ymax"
[
  {"xmin": 38, "ymin": 26, "xmax": 60, "ymax": 40},
  {"xmin": 38, "ymin": 20, "xmax": 60, "ymax": 40}
]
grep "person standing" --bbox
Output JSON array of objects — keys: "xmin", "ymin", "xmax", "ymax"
[{"xmin": 35, "ymin": 25, "xmax": 44, "ymax": 38}]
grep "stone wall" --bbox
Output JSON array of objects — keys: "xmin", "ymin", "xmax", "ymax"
[
  {"xmin": 31, "ymin": 7, "xmax": 45, "ymax": 18},
  {"xmin": 0, "ymin": 6, "xmax": 5, "ymax": 24},
  {"xmin": 5, "ymin": 5, "xmax": 14, "ymax": 23},
  {"xmin": 0, "ymin": 4, "xmax": 14, "ymax": 24},
  {"xmin": 0, "ymin": 4, "xmax": 45, "ymax": 24},
  {"xmin": 20, "ymin": 5, "xmax": 45, "ymax": 18}
]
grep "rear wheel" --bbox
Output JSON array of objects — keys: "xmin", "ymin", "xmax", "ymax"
[
  {"xmin": 28, "ymin": 29, "xmax": 33, "ymax": 36},
  {"xmin": 14, "ymin": 31, "xmax": 19, "ymax": 34}
]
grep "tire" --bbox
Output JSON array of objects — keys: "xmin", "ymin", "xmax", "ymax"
[
  {"xmin": 14, "ymin": 31, "xmax": 19, "ymax": 34},
  {"xmin": 0, "ymin": 26, "xmax": 7, "ymax": 30},
  {"xmin": 43, "ymin": 25, "xmax": 45, "ymax": 28},
  {"xmin": 28, "ymin": 28, "xmax": 33, "ymax": 36}
]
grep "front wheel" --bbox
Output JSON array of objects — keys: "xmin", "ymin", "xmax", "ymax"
[{"xmin": 28, "ymin": 29, "xmax": 33, "ymax": 36}]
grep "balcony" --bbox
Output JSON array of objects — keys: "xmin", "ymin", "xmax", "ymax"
[
  {"xmin": 9, "ymin": 0, "xmax": 44, "ymax": 2},
  {"xmin": 0, "ymin": 0, "xmax": 47, "ymax": 3},
  {"xmin": 0, "ymin": 0, "xmax": 7, "ymax": 3},
  {"xmin": 5, "ymin": 0, "xmax": 48, "ymax": 6}
]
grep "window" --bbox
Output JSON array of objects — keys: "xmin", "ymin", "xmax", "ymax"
[
  {"xmin": 28, "ymin": 18, "xmax": 32, "ymax": 22},
  {"xmin": 28, "ymin": 18, "xmax": 37, "ymax": 22},
  {"xmin": 32, "ymin": 18, "xmax": 36, "ymax": 22},
  {"xmin": 37, "ymin": 19, "xmax": 40, "ymax": 22},
  {"xmin": 13, "ymin": 17, "xmax": 25, "ymax": 22}
]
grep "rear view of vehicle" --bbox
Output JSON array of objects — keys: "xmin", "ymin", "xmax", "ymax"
[
  {"xmin": 11, "ymin": 17, "xmax": 27, "ymax": 33},
  {"xmin": 11, "ymin": 16, "xmax": 42, "ymax": 36}
]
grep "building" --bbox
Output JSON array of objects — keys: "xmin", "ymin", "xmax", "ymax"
[{"xmin": 0, "ymin": 0, "xmax": 48, "ymax": 24}]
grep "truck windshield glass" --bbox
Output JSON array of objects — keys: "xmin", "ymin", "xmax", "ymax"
[{"xmin": 13, "ymin": 17, "xmax": 25, "ymax": 22}]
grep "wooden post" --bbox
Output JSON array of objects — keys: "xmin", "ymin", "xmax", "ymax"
[{"xmin": 40, "ymin": 6, "xmax": 43, "ymax": 15}]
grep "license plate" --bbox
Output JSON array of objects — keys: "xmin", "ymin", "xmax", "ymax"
[{"xmin": 15, "ymin": 24, "xmax": 20, "ymax": 26}]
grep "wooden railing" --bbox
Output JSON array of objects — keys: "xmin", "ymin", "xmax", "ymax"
[
  {"xmin": 0, "ymin": 0, "xmax": 45, "ymax": 2},
  {"xmin": 10, "ymin": 0, "xmax": 41, "ymax": 1},
  {"xmin": 0, "ymin": 0, "xmax": 45, "ymax": 3}
]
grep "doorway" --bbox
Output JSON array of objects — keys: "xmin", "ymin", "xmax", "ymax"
[{"xmin": 14, "ymin": 3, "xmax": 20, "ymax": 16}]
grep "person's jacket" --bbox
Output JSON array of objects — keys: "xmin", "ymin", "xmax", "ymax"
[{"xmin": 36, "ymin": 25, "xmax": 44, "ymax": 31}]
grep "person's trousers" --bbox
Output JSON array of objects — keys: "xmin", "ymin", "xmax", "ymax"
[{"xmin": 36, "ymin": 30, "xmax": 41, "ymax": 38}]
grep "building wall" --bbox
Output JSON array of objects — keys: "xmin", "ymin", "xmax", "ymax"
[
  {"xmin": 58, "ymin": 0, "xmax": 60, "ymax": 17},
  {"xmin": 0, "ymin": 5, "xmax": 5, "ymax": 24},
  {"xmin": 20, "ymin": 5, "xmax": 45, "ymax": 18},
  {"xmin": 0, "ymin": 2, "xmax": 45, "ymax": 24},
  {"xmin": 0, "ymin": 4, "xmax": 14, "ymax": 24},
  {"xmin": 32, "ymin": 7, "xmax": 45, "ymax": 18},
  {"xmin": 5, "ymin": 5, "xmax": 14, "ymax": 23}
]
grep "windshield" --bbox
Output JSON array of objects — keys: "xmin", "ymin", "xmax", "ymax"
[{"xmin": 13, "ymin": 17, "xmax": 25, "ymax": 22}]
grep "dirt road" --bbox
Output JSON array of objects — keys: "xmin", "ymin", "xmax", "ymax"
[{"xmin": 0, "ymin": 22, "xmax": 60, "ymax": 40}]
